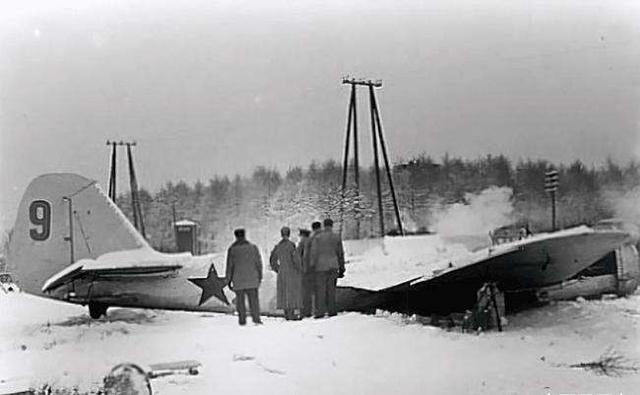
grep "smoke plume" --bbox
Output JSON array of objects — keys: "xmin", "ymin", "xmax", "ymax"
[
  {"xmin": 602, "ymin": 186, "xmax": 640, "ymax": 241},
  {"xmin": 606, "ymin": 186, "xmax": 640, "ymax": 224},
  {"xmin": 432, "ymin": 186, "xmax": 515, "ymax": 237}
]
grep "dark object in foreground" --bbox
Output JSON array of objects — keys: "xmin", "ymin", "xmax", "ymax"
[
  {"xmin": 103, "ymin": 363, "xmax": 152, "ymax": 395},
  {"xmin": 103, "ymin": 360, "xmax": 202, "ymax": 395}
]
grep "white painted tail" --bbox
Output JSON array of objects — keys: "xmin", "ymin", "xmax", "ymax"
[{"xmin": 7, "ymin": 173, "xmax": 151, "ymax": 295}]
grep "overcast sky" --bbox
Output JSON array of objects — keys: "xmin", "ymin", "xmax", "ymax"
[{"xmin": 1, "ymin": 0, "xmax": 639, "ymax": 231}]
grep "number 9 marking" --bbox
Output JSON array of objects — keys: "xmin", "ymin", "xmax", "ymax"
[{"xmin": 29, "ymin": 200, "xmax": 51, "ymax": 241}]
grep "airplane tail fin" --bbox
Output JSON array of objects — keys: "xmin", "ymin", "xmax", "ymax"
[{"xmin": 6, "ymin": 173, "xmax": 152, "ymax": 295}]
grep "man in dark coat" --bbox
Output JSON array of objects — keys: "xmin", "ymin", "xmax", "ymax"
[
  {"xmin": 225, "ymin": 228, "xmax": 263, "ymax": 326},
  {"xmin": 300, "ymin": 221, "xmax": 321, "ymax": 317},
  {"xmin": 297, "ymin": 228, "xmax": 311, "ymax": 318},
  {"xmin": 309, "ymin": 218, "xmax": 345, "ymax": 318},
  {"xmin": 269, "ymin": 226, "xmax": 303, "ymax": 320}
]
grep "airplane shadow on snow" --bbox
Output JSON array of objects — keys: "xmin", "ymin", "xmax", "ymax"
[{"xmin": 53, "ymin": 308, "xmax": 161, "ymax": 327}]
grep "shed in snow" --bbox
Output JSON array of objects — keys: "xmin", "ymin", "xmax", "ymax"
[{"xmin": 174, "ymin": 219, "xmax": 200, "ymax": 255}]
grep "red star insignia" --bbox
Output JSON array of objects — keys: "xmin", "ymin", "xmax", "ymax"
[{"xmin": 188, "ymin": 265, "xmax": 229, "ymax": 306}]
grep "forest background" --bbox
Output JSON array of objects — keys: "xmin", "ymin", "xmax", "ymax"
[{"xmin": 112, "ymin": 154, "xmax": 640, "ymax": 253}]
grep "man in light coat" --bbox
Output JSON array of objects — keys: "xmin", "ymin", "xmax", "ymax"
[
  {"xmin": 309, "ymin": 218, "xmax": 345, "ymax": 318},
  {"xmin": 225, "ymin": 228, "xmax": 263, "ymax": 326},
  {"xmin": 270, "ymin": 226, "xmax": 302, "ymax": 320}
]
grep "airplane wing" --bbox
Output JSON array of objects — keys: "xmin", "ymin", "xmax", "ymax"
[
  {"xmin": 338, "ymin": 235, "xmax": 519, "ymax": 292},
  {"xmin": 406, "ymin": 244, "xmax": 523, "ymax": 289},
  {"xmin": 337, "ymin": 228, "xmax": 629, "ymax": 315},
  {"xmin": 42, "ymin": 248, "xmax": 185, "ymax": 293},
  {"xmin": 408, "ymin": 227, "xmax": 629, "ymax": 290},
  {"xmin": 343, "ymin": 227, "xmax": 628, "ymax": 293}
]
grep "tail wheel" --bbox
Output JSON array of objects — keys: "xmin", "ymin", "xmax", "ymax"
[{"xmin": 89, "ymin": 302, "xmax": 108, "ymax": 319}]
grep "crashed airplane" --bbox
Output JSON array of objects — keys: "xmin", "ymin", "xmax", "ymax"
[
  {"xmin": 6, "ymin": 173, "xmax": 639, "ymax": 319},
  {"xmin": 337, "ymin": 227, "xmax": 639, "ymax": 315}
]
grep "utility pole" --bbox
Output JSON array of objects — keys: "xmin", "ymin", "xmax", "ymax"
[
  {"xmin": 106, "ymin": 141, "xmax": 119, "ymax": 202},
  {"xmin": 171, "ymin": 200, "xmax": 178, "ymax": 250},
  {"xmin": 125, "ymin": 142, "xmax": 146, "ymax": 238},
  {"xmin": 340, "ymin": 77, "xmax": 404, "ymax": 238},
  {"xmin": 340, "ymin": 83, "xmax": 360, "ymax": 237},
  {"xmin": 369, "ymin": 84, "xmax": 403, "ymax": 236},
  {"xmin": 106, "ymin": 140, "xmax": 146, "ymax": 238},
  {"xmin": 171, "ymin": 201, "xmax": 177, "ymax": 225},
  {"xmin": 544, "ymin": 169, "xmax": 559, "ymax": 231},
  {"xmin": 368, "ymin": 85, "xmax": 384, "ymax": 236}
]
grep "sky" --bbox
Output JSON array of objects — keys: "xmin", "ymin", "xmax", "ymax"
[{"xmin": 1, "ymin": 0, "xmax": 639, "ymax": 231}]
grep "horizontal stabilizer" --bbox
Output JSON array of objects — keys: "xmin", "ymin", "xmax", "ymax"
[{"xmin": 42, "ymin": 248, "xmax": 185, "ymax": 292}]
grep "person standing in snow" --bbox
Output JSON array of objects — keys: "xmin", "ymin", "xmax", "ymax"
[
  {"xmin": 300, "ymin": 221, "xmax": 322, "ymax": 317},
  {"xmin": 225, "ymin": 228, "xmax": 263, "ymax": 326},
  {"xmin": 270, "ymin": 226, "xmax": 303, "ymax": 320},
  {"xmin": 297, "ymin": 228, "xmax": 313, "ymax": 318},
  {"xmin": 309, "ymin": 218, "xmax": 345, "ymax": 318}
]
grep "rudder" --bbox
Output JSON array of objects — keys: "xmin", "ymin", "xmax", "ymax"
[{"xmin": 7, "ymin": 173, "xmax": 151, "ymax": 295}]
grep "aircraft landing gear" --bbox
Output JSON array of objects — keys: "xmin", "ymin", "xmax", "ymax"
[{"xmin": 89, "ymin": 302, "xmax": 108, "ymax": 319}]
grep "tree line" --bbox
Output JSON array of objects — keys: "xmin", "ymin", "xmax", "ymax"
[{"xmin": 115, "ymin": 155, "xmax": 640, "ymax": 252}]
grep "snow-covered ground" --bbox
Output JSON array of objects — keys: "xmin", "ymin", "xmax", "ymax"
[{"xmin": 1, "ymin": 291, "xmax": 638, "ymax": 394}]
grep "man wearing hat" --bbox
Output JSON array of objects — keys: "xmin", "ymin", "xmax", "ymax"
[
  {"xmin": 309, "ymin": 218, "xmax": 345, "ymax": 318},
  {"xmin": 269, "ymin": 226, "xmax": 303, "ymax": 320},
  {"xmin": 225, "ymin": 228, "xmax": 263, "ymax": 326}
]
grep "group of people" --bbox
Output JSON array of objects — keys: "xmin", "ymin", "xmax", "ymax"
[{"xmin": 224, "ymin": 218, "xmax": 346, "ymax": 326}]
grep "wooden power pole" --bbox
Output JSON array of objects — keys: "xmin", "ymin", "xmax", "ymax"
[
  {"xmin": 340, "ymin": 78, "xmax": 404, "ymax": 238},
  {"xmin": 544, "ymin": 169, "xmax": 559, "ymax": 231},
  {"xmin": 106, "ymin": 140, "xmax": 146, "ymax": 238}
]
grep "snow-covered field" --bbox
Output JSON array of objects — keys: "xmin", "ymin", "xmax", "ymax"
[{"xmin": 1, "ymin": 291, "xmax": 638, "ymax": 395}]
